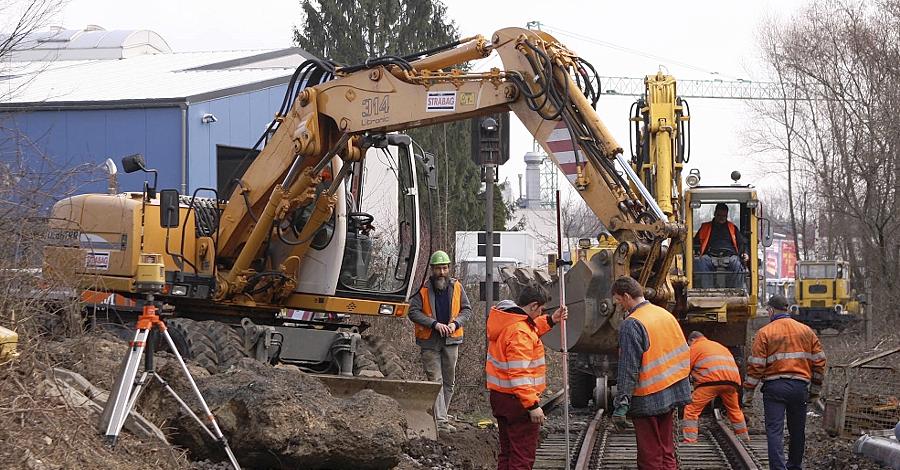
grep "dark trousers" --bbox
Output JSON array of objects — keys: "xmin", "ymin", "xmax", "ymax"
[
  {"xmin": 632, "ymin": 410, "xmax": 677, "ymax": 470},
  {"xmin": 490, "ymin": 391, "xmax": 539, "ymax": 470},
  {"xmin": 694, "ymin": 254, "xmax": 744, "ymax": 288},
  {"xmin": 762, "ymin": 379, "xmax": 808, "ymax": 470}
]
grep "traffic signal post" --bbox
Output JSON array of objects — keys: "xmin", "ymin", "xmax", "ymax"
[{"xmin": 473, "ymin": 113, "xmax": 508, "ymax": 313}]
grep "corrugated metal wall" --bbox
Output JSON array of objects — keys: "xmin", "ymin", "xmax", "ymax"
[
  {"xmin": 187, "ymin": 84, "xmax": 288, "ymax": 193},
  {"xmin": 0, "ymin": 107, "xmax": 182, "ymax": 194},
  {"xmin": 0, "ymin": 82, "xmax": 289, "ymax": 200}
]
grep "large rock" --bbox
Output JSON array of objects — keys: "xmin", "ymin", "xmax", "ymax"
[{"xmin": 174, "ymin": 359, "xmax": 408, "ymax": 469}]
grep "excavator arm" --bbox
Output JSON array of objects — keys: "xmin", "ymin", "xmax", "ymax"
[{"xmin": 215, "ymin": 27, "xmax": 684, "ymax": 303}]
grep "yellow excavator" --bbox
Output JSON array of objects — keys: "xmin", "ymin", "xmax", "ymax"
[
  {"xmin": 502, "ymin": 72, "xmax": 767, "ymax": 407},
  {"xmin": 43, "ymin": 27, "xmax": 764, "ymax": 426}
]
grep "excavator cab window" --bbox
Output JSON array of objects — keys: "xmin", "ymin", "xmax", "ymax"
[
  {"xmin": 336, "ymin": 135, "xmax": 419, "ymax": 300},
  {"xmin": 691, "ymin": 201, "xmax": 750, "ymax": 290}
]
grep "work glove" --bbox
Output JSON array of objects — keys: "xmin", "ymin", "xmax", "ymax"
[
  {"xmin": 611, "ymin": 405, "xmax": 630, "ymax": 432},
  {"xmin": 741, "ymin": 390, "xmax": 755, "ymax": 408}
]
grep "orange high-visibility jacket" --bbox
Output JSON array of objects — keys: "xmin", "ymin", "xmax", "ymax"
[
  {"xmin": 697, "ymin": 221, "xmax": 738, "ymax": 255},
  {"xmin": 413, "ymin": 281, "xmax": 464, "ymax": 340},
  {"xmin": 629, "ymin": 303, "xmax": 690, "ymax": 396},
  {"xmin": 744, "ymin": 315, "xmax": 826, "ymax": 394},
  {"xmin": 690, "ymin": 337, "xmax": 741, "ymax": 386},
  {"xmin": 485, "ymin": 305, "xmax": 552, "ymax": 409}
]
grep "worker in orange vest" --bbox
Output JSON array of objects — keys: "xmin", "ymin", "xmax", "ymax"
[
  {"xmin": 610, "ymin": 276, "xmax": 691, "ymax": 470},
  {"xmin": 486, "ymin": 283, "xmax": 567, "ymax": 470},
  {"xmin": 693, "ymin": 203, "xmax": 748, "ymax": 288},
  {"xmin": 408, "ymin": 250, "xmax": 472, "ymax": 432},
  {"xmin": 682, "ymin": 331, "xmax": 749, "ymax": 444},
  {"xmin": 743, "ymin": 294, "xmax": 826, "ymax": 470}
]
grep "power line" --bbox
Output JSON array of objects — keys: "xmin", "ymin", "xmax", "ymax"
[
  {"xmin": 528, "ymin": 21, "xmax": 742, "ymax": 81},
  {"xmin": 525, "ymin": 21, "xmax": 786, "ymax": 101}
]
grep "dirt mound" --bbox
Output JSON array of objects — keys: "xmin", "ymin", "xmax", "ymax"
[
  {"xmin": 46, "ymin": 334, "xmax": 410, "ymax": 469},
  {"xmin": 172, "ymin": 359, "xmax": 408, "ymax": 468},
  {"xmin": 399, "ymin": 425, "xmax": 498, "ymax": 469}
]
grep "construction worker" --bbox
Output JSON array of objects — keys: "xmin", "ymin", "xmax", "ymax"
[
  {"xmin": 693, "ymin": 203, "xmax": 748, "ymax": 288},
  {"xmin": 743, "ymin": 294, "xmax": 827, "ymax": 470},
  {"xmin": 682, "ymin": 331, "xmax": 748, "ymax": 444},
  {"xmin": 408, "ymin": 250, "xmax": 472, "ymax": 432},
  {"xmin": 486, "ymin": 284, "xmax": 567, "ymax": 470},
  {"xmin": 610, "ymin": 276, "xmax": 691, "ymax": 470}
]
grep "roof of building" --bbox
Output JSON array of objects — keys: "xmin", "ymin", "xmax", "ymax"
[{"xmin": 0, "ymin": 27, "xmax": 316, "ymax": 110}]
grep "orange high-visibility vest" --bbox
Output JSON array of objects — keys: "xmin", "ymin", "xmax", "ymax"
[
  {"xmin": 485, "ymin": 306, "xmax": 552, "ymax": 409},
  {"xmin": 413, "ymin": 281, "xmax": 464, "ymax": 340},
  {"xmin": 745, "ymin": 316, "xmax": 826, "ymax": 393},
  {"xmin": 697, "ymin": 221, "xmax": 738, "ymax": 255},
  {"xmin": 690, "ymin": 337, "xmax": 741, "ymax": 385},
  {"xmin": 630, "ymin": 303, "xmax": 690, "ymax": 396}
]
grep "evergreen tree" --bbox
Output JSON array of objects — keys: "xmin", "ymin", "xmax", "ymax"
[{"xmin": 293, "ymin": 0, "xmax": 510, "ymax": 256}]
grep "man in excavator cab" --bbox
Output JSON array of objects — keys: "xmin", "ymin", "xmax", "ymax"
[{"xmin": 693, "ymin": 203, "xmax": 749, "ymax": 288}]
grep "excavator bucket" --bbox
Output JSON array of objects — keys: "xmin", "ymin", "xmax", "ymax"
[{"xmin": 314, "ymin": 375, "xmax": 442, "ymax": 439}]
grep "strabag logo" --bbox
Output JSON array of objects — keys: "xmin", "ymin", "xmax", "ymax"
[
  {"xmin": 426, "ymin": 91, "xmax": 456, "ymax": 112},
  {"xmin": 85, "ymin": 252, "xmax": 110, "ymax": 270}
]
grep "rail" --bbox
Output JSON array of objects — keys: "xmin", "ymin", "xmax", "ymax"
[{"xmin": 535, "ymin": 404, "xmax": 767, "ymax": 469}]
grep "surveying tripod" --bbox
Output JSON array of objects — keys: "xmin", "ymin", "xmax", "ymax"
[{"xmin": 99, "ymin": 296, "xmax": 241, "ymax": 469}]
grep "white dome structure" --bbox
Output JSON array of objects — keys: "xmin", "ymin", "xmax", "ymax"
[{"xmin": 4, "ymin": 26, "xmax": 172, "ymax": 61}]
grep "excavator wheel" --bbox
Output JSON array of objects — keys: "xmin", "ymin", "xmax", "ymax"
[
  {"xmin": 353, "ymin": 344, "xmax": 382, "ymax": 376},
  {"xmin": 166, "ymin": 318, "xmax": 247, "ymax": 374},
  {"xmin": 206, "ymin": 321, "xmax": 248, "ymax": 371},
  {"xmin": 363, "ymin": 335, "xmax": 404, "ymax": 379}
]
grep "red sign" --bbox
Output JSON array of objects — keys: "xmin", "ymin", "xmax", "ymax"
[{"xmin": 781, "ymin": 241, "xmax": 797, "ymax": 278}]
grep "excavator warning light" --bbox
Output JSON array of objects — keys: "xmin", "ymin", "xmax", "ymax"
[
  {"xmin": 730, "ymin": 170, "xmax": 742, "ymax": 183},
  {"xmin": 686, "ymin": 168, "xmax": 701, "ymax": 187}
]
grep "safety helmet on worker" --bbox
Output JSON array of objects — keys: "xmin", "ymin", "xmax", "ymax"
[{"xmin": 430, "ymin": 250, "xmax": 451, "ymax": 266}]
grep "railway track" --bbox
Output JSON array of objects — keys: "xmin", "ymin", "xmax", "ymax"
[{"xmin": 534, "ymin": 402, "xmax": 768, "ymax": 469}]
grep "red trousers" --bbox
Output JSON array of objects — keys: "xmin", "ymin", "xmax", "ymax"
[
  {"xmin": 632, "ymin": 410, "xmax": 677, "ymax": 470},
  {"xmin": 490, "ymin": 391, "xmax": 540, "ymax": 470}
]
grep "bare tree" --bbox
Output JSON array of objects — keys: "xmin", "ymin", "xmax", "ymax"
[
  {"xmin": 753, "ymin": 0, "xmax": 900, "ymax": 327},
  {"xmin": 523, "ymin": 193, "xmax": 606, "ymax": 254},
  {"xmin": 0, "ymin": 0, "xmax": 66, "ymax": 100}
]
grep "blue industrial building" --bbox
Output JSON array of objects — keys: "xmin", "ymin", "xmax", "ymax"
[{"xmin": 0, "ymin": 26, "xmax": 313, "ymax": 197}]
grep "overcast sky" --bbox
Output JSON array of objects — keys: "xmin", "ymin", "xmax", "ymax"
[{"xmin": 57, "ymin": 0, "xmax": 808, "ymax": 199}]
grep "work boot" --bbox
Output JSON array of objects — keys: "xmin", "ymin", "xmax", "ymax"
[
  {"xmin": 738, "ymin": 433, "xmax": 751, "ymax": 444},
  {"xmin": 438, "ymin": 422, "xmax": 457, "ymax": 433},
  {"xmin": 681, "ymin": 439, "xmax": 698, "ymax": 445}
]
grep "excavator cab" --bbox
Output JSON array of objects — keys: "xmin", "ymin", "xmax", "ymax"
[
  {"xmin": 334, "ymin": 134, "xmax": 421, "ymax": 302},
  {"xmin": 683, "ymin": 184, "xmax": 760, "ymax": 322}
]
